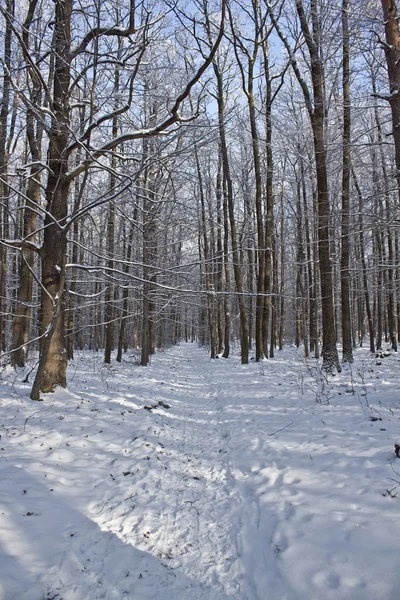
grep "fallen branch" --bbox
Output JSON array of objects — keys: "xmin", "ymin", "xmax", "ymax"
[{"xmin": 268, "ymin": 421, "xmax": 294, "ymax": 436}]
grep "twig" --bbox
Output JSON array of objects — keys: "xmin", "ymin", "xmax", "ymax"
[
  {"xmin": 184, "ymin": 500, "xmax": 200, "ymax": 515},
  {"xmin": 24, "ymin": 410, "xmax": 41, "ymax": 431},
  {"xmin": 268, "ymin": 421, "xmax": 294, "ymax": 436},
  {"xmin": 390, "ymin": 461, "xmax": 400, "ymax": 481},
  {"xmin": 23, "ymin": 361, "xmax": 39, "ymax": 383}
]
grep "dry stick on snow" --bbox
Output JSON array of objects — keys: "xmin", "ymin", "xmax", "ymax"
[{"xmin": 268, "ymin": 421, "xmax": 294, "ymax": 436}]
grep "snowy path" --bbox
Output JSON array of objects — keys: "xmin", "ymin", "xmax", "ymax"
[{"xmin": 1, "ymin": 343, "xmax": 400, "ymax": 599}]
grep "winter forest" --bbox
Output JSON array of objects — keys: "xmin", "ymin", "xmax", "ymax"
[
  {"xmin": 0, "ymin": 0, "xmax": 399, "ymax": 388},
  {"xmin": 1, "ymin": 0, "xmax": 400, "ymax": 599}
]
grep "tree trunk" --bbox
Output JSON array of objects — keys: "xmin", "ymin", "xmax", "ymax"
[
  {"xmin": 278, "ymin": 203, "xmax": 285, "ymax": 351},
  {"xmin": 31, "ymin": 0, "xmax": 72, "ymax": 397},
  {"xmin": 117, "ymin": 212, "xmax": 135, "ymax": 362},
  {"xmin": 216, "ymin": 156, "xmax": 224, "ymax": 354},
  {"xmin": 297, "ymin": 0, "xmax": 340, "ymax": 372},
  {"xmin": 104, "ymin": 200, "xmax": 116, "ymax": 363},
  {"xmin": 300, "ymin": 153, "xmax": 315, "ymax": 355},
  {"xmin": 381, "ymin": 0, "xmax": 400, "ymax": 196},
  {"xmin": 214, "ymin": 67, "xmax": 249, "ymax": 364},
  {"xmin": 262, "ymin": 35, "xmax": 274, "ymax": 359},
  {"xmin": 11, "ymin": 171, "xmax": 40, "ymax": 367},
  {"xmin": 268, "ymin": 0, "xmax": 338, "ymax": 369},
  {"xmin": 12, "ymin": 0, "xmax": 49, "ymax": 366},
  {"xmin": 341, "ymin": 0, "xmax": 353, "ymax": 363},
  {"xmin": 380, "ymin": 0, "xmax": 400, "ymax": 350},
  {"xmin": 0, "ymin": 0, "xmax": 14, "ymax": 355},
  {"xmin": 196, "ymin": 149, "xmax": 217, "ymax": 359},
  {"xmin": 352, "ymin": 168, "xmax": 375, "ymax": 353}
]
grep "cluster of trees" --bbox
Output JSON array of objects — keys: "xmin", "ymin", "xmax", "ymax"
[{"xmin": 0, "ymin": 0, "xmax": 400, "ymax": 399}]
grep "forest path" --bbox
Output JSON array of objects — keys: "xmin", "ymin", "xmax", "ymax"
[
  {"xmin": 85, "ymin": 342, "xmax": 285, "ymax": 599},
  {"xmin": 1, "ymin": 343, "xmax": 399, "ymax": 600},
  {"xmin": 122, "ymin": 342, "xmax": 288, "ymax": 600}
]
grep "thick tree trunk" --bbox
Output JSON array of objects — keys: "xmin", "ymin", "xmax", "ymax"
[
  {"xmin": 31, "ymin": 0, "xmax": 72, "ymax": 398},
  {"xmin": 381, "ymin": 0, "xmax": 400, "ymax": 194},
  {"xmin": 313, "ymin": 124, "xmax": 339, "ymax": 371},
  {"xmin": 377, "ymin": 125, "xmax": 397, "ymax": 350},
  {"xmin": 297, "ymin": 0, "xmax": 340, "ymax": 372},
  {"xmin": 268, "ymin": 0, "xmax": 337, "ymax": 368},
  {"xmin": 380, "ymin": 0, "xmax": 400, "ymax": 350}
]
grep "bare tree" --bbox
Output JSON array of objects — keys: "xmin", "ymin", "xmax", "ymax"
[
  {"xmin": 341, "ymin": 0, "xmax": 353, "ymax": 362},
  {"xmin": 10, "ymin": 0, "xmax": 226, "ymax": 398},
  {"xmin": 267, "ymin": 0, "xmax": 341, "ymax": 372},
  {"xmin": 0, "ymin": 0, "xmax": 14, "ymax": 355}
]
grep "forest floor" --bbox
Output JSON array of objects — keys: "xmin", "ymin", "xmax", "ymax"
[{"xmin": 0, "ymin": 342, "xmax": 400, "ymax": 600}]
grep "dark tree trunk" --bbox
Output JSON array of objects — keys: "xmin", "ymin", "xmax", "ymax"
[
  {"xmin": 215, "ymin": 68, "xmax": 249, "ymax": 364},
  {"xmin": 11, "ymin": 168, "xmax": 40, "ymax": 366},
  {"xmin": 341, "ymin": 0, "xmax": 353, "ymax": 363},
  {"xmin": 262, "ymin": 36, "xmax": 274, "ymax": 359},
  {"xmin": 268, "ymin": 0, "xmax": 338, "ymax": 369},
  {"xmin": 117, "ymin": 213, "xmax": 135, "ymax": 362},
  {"xmin": 216, "ymin": 157, "xmax": 224, "ymax": 354},
  {"xmin": 297, "ymin": 0, "xmax": 340, "ymax": 372},
  {"xmin": 300, "ymin": 154, "xmax": 315, "ymax": 355},
  {"xmin": 352, "ymin": 168, "xmax": 375, "ymax": 353},
  {"xmin": 196, "ymin": 149, "xmax": 217, "ymax": 359},
  {"xmin": 222, "ymin": 174, "xmax": 231, "ymax": 358},
  {"xmin": 0, "ymin": 0, "xmax": 14, "ymax": 355},
  {"xmin": 31, "ymin": 0, "xmax": 72, "ymax": 398},
  {"xmin": 380, "ymin": 0, "xmax": 400, "ymax": 350},
  {"xmin": 278, "ymin": 205, "xmax": 285, "ymax": 351},
  {"xmin": 381, "ymin": 0, "xmax": 400, "ymax": 195}
]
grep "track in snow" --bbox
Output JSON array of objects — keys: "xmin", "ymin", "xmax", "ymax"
[{"xmin": 1, "ymin": 342, "xmax": 400, "ymax": 600}]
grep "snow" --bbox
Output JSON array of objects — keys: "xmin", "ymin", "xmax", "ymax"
[{"xmin": 1, "ymin": 343, "xmax": 400, "ymax": 600}]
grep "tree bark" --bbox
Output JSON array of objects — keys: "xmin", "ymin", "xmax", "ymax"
[
  {"xmin": 352, "ymin": 168, "xmax": 375, "ymax": 353},
  {"xmin": 31, "ymin": 0, "xmax": 72, "ymax": 397},
  {"xmin": 196, "ymin": 148, "xmax": 217, "ymax": 359},
  {"xmin": 222, "ymin": 171, "xmax": 231, "ymax": 358},
  {"xmin": 262, "ymin": 34, "xmax": 274, "ymax": 359},
  {"xmin": 214, "ymin": 66, "xmax": 249, "ymax": 364},
  {"xmin": 296, "ymin": 0, "xmax": 340, "ymax": 372},
  {"xmin": 117, "ymin": 211, "xmax": 136, "ymax": 362},
  {"xmin": 341, "ymin": 0, "xmax": 353, "ymax": 363},
  {"xmin": 268, "ymin": 0, "xmax": 339, "ymax": 370},
  {"xmin": 0, "ymin": 0, "xmax": 14, "ymax": 355}
]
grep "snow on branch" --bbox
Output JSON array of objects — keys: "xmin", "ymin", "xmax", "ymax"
[{"xmin": 66, "ymin": 0, "xmax": 226, "ymax": 182}]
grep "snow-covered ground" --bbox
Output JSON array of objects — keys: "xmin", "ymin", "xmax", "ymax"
[{"xmin": 1, "ymin": 342, "xmax": 400, "ymax": 600}]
